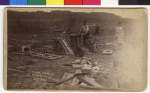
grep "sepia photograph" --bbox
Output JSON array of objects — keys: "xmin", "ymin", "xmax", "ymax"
[{"xmin": 3, "ymin": 8, "xmax": 147, "ymax": 91}]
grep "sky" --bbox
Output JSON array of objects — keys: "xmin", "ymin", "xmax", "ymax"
[{"xmin": 7, "ymin": 8, "xmax": 147, "ymax": 19}]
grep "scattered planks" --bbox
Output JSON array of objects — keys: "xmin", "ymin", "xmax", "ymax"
[
  {"xmin": 77, "ymin": 75, "xmax": 104, "ymax": 88},
  {"xmin": 54, "ymin": 68, "xmax": 124, "ymax": 90},
  {"xmin": 55, "ymin": 69, "xmax": 103, "ymax": 87},
  {"xmin": 30, "ymin": 52, "xmax": 62, "ymax": 60},
  {"xmin": 55, "ymin": 73, "xmax": 75, "ymax": 85}
]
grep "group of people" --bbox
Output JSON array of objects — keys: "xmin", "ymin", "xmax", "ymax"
[
  {"xmin": 79, "ymin": 20, "xmax": 124, "ymax": 52},
  {"xmin": 79, "ymin": 20, "xmax": 99, "ymax": 47}
]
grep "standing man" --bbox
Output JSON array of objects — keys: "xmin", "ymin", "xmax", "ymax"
[
  {"xmin": 116, "ymin": 22, "xmax": 124, "ymax": 45},
  {"xmin": 79, "ymin": 20, "xmax": 90, "ymax": 47},
  {"xmin": 95, "ymin": 24, "xmax": 99, "ymax": 36}
]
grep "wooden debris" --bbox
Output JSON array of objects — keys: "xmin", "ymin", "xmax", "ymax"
[
  {"xmin": 55, "ymin": 74, "xmax": 75, "ymax": 85},
  {"xmin": 101, "ymin": 49, "xmax": 113, "ymax": 55},
  {"xmin": 56, "ymin": 72, "xmax": 69, "ymax": 89},
  {"xmin": 87, "ymin": 61, "xmax": 92, "ymax": 65},
  {"xmin": 61, "ymin": 73, "xmax": 69, "ymax": 81},
  {"xmin": 77, "ymin": 75, "xmax": 104, "ymax": 88},
  {"xmin": 53, "ymin": 30, "xmax": 62, "ymax": 33},
  {"xmin": 75, "ymin": 69, "xmax": 82, "ymax": 73},
  {"xmin": 58, "ymin": 37, "xmax": 74, "ymax": 55},
  {"xmin": 81, "ymin": 68, "xmax": 93, "ymax": 74},
  {"xmin": 66, "ymin": 73, "xmax": 74, "ymax": 85},
  {"xmin": 72, "ymin": 64, "xmax": 82, "ymax": 69},
  {"xmin": 55, "ymin": 72, "xmax": 90, "ymax": 86},
  {"xmin": 71, "ymin": 77, "xmax": 79, "ymax": 86},
  {"xmin": 82, "ymin": 64, "xmax": 92, "ymax": 69},
  {"xmin": 81, "ymin": 58, "xmax": 87, "ymax": 64},
  {"xmin": 92, "ymin": 66, "xmax": 101, "ymax": 75},
  {"xmin": 75, "ymin": 59, "xmax": 80, "ymax": 62},
  {"xmin": 72, "ymin": 61, "xmax": 80, "ymax": 64},
  {"xmin": 63, "ymin": 63, "xmax": 72, "ymax": 66},
  {"xmin": 31, "ymin": 52, "xmax": 62, "ymax": 60}
]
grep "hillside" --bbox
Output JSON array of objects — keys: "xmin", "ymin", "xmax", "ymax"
[{"xmin": 7, "ymin": 10, "xmax": 132, "ymax": 34}]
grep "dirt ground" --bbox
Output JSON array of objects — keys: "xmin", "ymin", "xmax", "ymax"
[{"xmin": 7, "ymin": 19, "xmax": 147, "ymax": 91}]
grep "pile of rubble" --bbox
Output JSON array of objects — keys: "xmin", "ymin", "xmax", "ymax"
[{"xmin": 54, "ymin": 57, "xmax": 122, "ymax": 90}]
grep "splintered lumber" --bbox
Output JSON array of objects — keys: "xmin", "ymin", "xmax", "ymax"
[
  {"xmin": 73, "ymin": 59, "xmax": 81, "ymax": 64},
  {"xmin": 61, "ymin": 73, "xmax": 69, "ymax": 80},
  {"xmin": 59, "ymin": 72, "xmax": 69, "ymax": 86},
  {"xmin": 77, "ymin": 75, "xmax": 104, "ymax": 88},
  {"xmin": 55, "ymin": 74, "xmax": 75, "ymax": 85},
  {"xmin": 55, "ymin": 72, "xmax": 90, "ymax": 86},
  {"xmin": 45, "ymin": 56, "xmax": 62, "ymax": 60},
  {"xmin": 31, "ymin": 52, "xmax": 62, "ymax": 60},
  {"xmin": 58, "ymin": 37, "xmax": 74, "ymax": 55},
  {"xmin": 72, "ymin": 64, "xmax": 82, "ymax": 69},
  {"xmin": 63, "ymin": 63, "xmax": 72, "ymax": 66},
  {"xmin": 81, "ymin": 69, "xmax": 93, "ymax": 74},
  {"xmin": 71, "ymin": 77, "xmax": 79, "ymax": 86},
  {"xmin": 44, "ymin": 53, "xmax": 61, "ymax": 57},
  {"xmin": 66, "ymin": 73, "xmax": 74, "ymax": 85}
]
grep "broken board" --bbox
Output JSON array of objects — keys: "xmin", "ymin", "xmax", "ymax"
[
  {"xmin": 31, "ymin": 52, "xmax": 62, "ymax": 60},
  {"xmin": 58, "ymin": 37, "xmax": 74, "ymax": 55},
  {"xmin": 57, "ymin": 72, "xmax": 69, "ymax": 89},
  {"xmin": 77, "ymin": 75, "xmax": 104, "ymax": 88}
]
